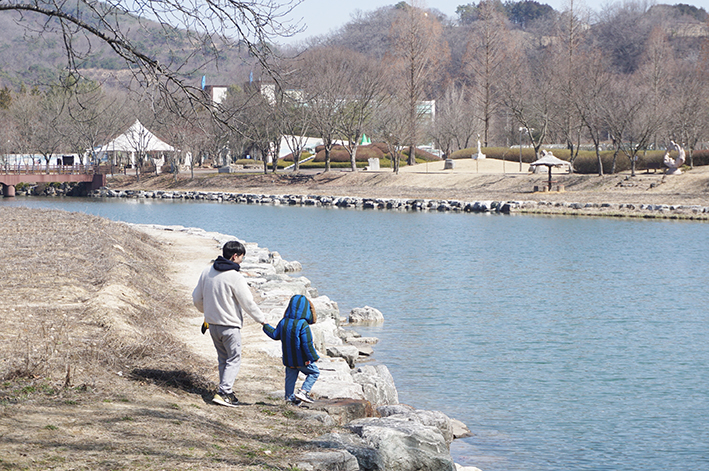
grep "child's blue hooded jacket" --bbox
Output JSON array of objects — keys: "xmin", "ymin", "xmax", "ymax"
[{"xmin": 263, "ymin": 295, "xmax": 320, "ymax": 367}]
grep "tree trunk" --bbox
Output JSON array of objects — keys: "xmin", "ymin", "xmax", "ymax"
[
  {"xmin": 407, "ymin": 145, "xmax": 415, "ymax": 166},
  {"xmin": 689, "ymin": 147, "xmax": 694, "ymax": 169},
  {"xmin": 597, "ymin": 148, "xmax": 605, "ymax": 177},
  {"xmin": 350, "ymin": 145, "xmax": 358, "ymax": 172},
  {"xmin": 324, "ymin": 146, "xmax": 331, "ymax": 172}
]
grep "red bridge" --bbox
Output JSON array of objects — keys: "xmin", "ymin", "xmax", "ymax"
[{"xmin": 1, "ymin": 165, "xmax": 106, "ymax": 197}]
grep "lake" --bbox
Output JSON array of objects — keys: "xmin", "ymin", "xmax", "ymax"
[{"xmin": 3, "ymin": 196, "xmax": 708, "ymax": 471}]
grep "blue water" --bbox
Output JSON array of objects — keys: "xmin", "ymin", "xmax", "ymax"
[{"xmin": 3, "ymin": 196, "xmax": 709, "ymax": 471}]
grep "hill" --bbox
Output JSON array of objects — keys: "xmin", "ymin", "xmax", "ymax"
[{"xmin": 0, "ymin": 8, "xmax": 259, "ymax": 89}]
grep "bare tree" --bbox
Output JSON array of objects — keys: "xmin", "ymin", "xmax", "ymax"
[
  {"xmin": 9, "ymin": 89, "xmax": 41, "ymax": 170},
  {"xmin": 222, "ymin": 85, "xmax": 280, "ymax": 174},
  {"xmin": 548, "ymin": 0, "xmax": 590, "ymax": 170},
  {"xmin": 605, "ymin": 72, "xmax": 663, "ymax": 176},
  {"xmin": 300, "ymin": 47, "xmax": 351, "ymax": 172},
  {"xmin": 31, "ymin": 85, "xmax": 67, "ymax": 172},
  {"xmin": 667, "ymin": 56, "xmax": 709, "ymax": 168},
  {"xmin": 389, "ymin": 0, "xmax": 448, "ymax": 166},
  {"xmin": 573, "ymin": 48, "xmax": 612, "ymax": 174},
  {"xmin": 464, "ymin": 0, "xmax": 508, "ymax": 147},
  {"xmin": 65, "ymin": 81, "xmax": 129, "ymax": 167},
  {"xmin": 637, "ymin": 26, "xmax": 674, "ymax": 149},
  {"xmin": 371, "ymin": 94, "xmax": 410, "ymax": 174},
  {"xmin": 336, "ymin": 53, "xmax": 386, "ymax": 172},
  {"xmin": 275, "ymin": 71, "xmax": 313, "ymax": 173},
  {"xmin": 500, "ymin": 35, "xmax": 552, "ymax": 159},
  {"xmin": 429, "ymin": 84, "xmax": 478, "ymax": 157}
]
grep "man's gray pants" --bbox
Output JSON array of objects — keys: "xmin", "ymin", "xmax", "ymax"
[{"xmin": 209, "ymin": 324, "xmax": 242, "ymax": 395}]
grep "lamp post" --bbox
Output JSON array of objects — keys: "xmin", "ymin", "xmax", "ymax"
[
  {"xmin": 519, "ymin": 127, "xmax": 524, "ymax": 172},
  {"xmin": 519, "ymin": 127, "xmax": 534, "ymax": 172}
]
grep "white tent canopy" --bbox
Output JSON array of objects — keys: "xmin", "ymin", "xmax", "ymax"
[
  {"xmin": 97, "ymin": 120, "xmax": 174, "ymax": 173},
  {"xmin": 99, "ymin": 119, "xmax": 174, "ymax": 154}
]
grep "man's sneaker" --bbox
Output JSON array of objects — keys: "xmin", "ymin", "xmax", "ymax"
[
  {"xmin": 213, "ymin": 392, "xmax": 239, "ymax": 408},
  {"xmin": 294, "ymin": 389, "xmax": 314, "ymax": 404}
]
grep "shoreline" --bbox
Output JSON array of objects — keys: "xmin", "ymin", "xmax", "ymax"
[
  {"xmin": 133, "ymin": 222, "xmax": 477, "ymax": 470},
  {"xmin": 92, "ymin": 187, "xmax": 709, "ymax": 221}
]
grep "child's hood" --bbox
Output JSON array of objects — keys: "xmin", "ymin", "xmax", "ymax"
[{"xmin": 283, "ymin": 295, "xmax": 317, "ymax": 324}]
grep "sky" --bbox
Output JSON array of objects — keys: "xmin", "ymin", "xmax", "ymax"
[{"xmin": 281, "ymin": 0, "xmax": 709, "ymax": 44}]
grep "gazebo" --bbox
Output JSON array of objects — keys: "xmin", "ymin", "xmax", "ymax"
[{"xmin": 529, "ymin": 150, "xmax": 572, "ymax": 192}]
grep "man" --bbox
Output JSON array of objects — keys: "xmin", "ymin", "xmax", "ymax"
[{"xmin": 192, "ymin": 240, "xmax": 266, "ymax": 407}]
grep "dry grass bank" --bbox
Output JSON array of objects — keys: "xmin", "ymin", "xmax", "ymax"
[{"xmin": 0, "ymin": 207, "xmax": 329, "ymax": 470}]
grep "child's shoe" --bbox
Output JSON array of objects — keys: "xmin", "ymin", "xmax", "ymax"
[{"xmin": 294, "ymin": 389, "xmax": 314, "ymax": 404}]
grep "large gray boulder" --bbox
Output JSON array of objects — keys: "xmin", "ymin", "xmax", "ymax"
[
  {"xmin": 311, "ymin": 358, "xmax": 365, "ymax": 401},
  {"xmin": 312, "ymin": 295, "xmax": 341, "ymax": 325},
  {"xmin": 269, "ymin": 251, "xmax": 303, "ymax": 273},
  {"xmin": 377, "ymin": 405, "xmax": 455, "ymax": 445},
  {"xmin": 311, "ymin": 318, "xmax": 343, "ymax": 352},
  {"xmin": 351, "ymin": 365, "xmax": 399, "ymax": 406},
  {"xmin": 343, "ymin": 416, "xmax": 456, "ymax": 471},
  {"xmin": 349, "ymin": 306, "xmax": 384, "ymax": 324},
  {"xmin": 314, "ymin": 432, "xmax": 380, "ymax": 470},
  {"xmin": 295, "ymin": 450, "xmax": 360, "ymax": 471},
  {"xmin": 327, "ymin": 345, "xmax": 360, "ymax": 368}
]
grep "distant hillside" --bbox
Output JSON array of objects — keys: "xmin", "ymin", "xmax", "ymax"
[{"xmin": 0, "ymin": 9, "xmax": 260, "ymax": 90}]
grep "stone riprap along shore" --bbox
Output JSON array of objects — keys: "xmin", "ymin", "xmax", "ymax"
[
  {"xmin": 141, "ymin": 224, "xmax": 478, "ymax": 471},
  {"xmin": 95, "ymin": 188, "xmax": 709, "ymax": 220}
]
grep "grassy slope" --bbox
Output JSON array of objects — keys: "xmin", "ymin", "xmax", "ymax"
[{"xmin": 0, "ymin": 207, "xmax": 327, "ymax": 470}]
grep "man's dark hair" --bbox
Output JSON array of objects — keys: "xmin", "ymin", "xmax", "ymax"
[{"xmin": 223, "ymin": 240, "xmax": 246, "ymax": 260}]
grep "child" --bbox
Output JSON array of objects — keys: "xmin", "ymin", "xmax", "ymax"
[{"xmin": 263, "ymin": 294, "xmax": 320, "ymax": 404}]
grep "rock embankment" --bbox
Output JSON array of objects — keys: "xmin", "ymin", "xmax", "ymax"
[
  {"xmin": 96, "ymin": 188, "xmax": 709, "ymax": 220},
  {"xmin": 142, "ymin": 224, "xmax": 477, "ymax": 471}
]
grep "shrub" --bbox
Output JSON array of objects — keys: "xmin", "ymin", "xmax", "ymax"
[
  {"xmin": 279, "ymin": 151, "xmax": 313, "ymax": 162},
  {"xmin": 300, "ymin": 160, "xmax": 368, "ymax": 169},
  {"xmin": 401, "ymin": 147, "xmax": 441, "ymax": 161},
  {"xmin": 687, "ymin": 149, "xmax": 709, "ymax": 167},
  {"xmin": 309, "ymin": 144, "xmax": 386, "ymax": 163},
  {"xmin": 569, "ymin": 150, "xmax": 671, "ymax": 174},
  {"xmin": 233, "ymin": 158, "xmax": 260, "ymax": 166}
]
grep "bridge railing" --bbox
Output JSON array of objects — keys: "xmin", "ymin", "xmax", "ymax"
[{"xmin": 0, "ymin": 164, "xmax": 98, "ymax": 175}]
